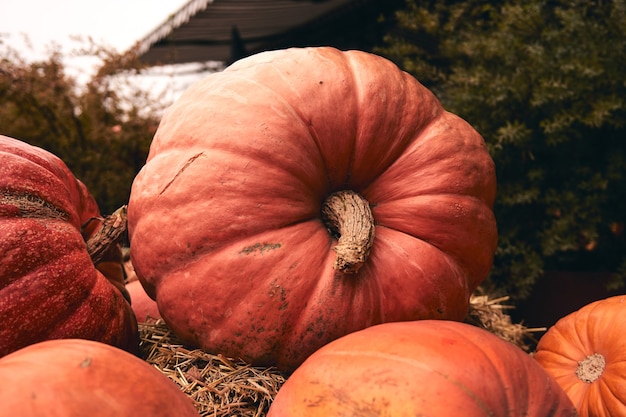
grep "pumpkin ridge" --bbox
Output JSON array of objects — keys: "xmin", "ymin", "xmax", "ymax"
[
  {"xmin": 373, "ymin": 193, "xmax": 496, "ymax": 268},
  {"xmin": 246, "ymin": 56, "xmax": 348, "ymax": 189},
  {"xmin": 0, "ymin": 221, "xmax": 88, "ymax": 287},
  {"xmin": 48, "ymin": 287, "xmax": 130, "ymax": 342},
  {"xmin": 334, "ymin": 50, "xmax": 362, "ymax": 188},
  {"xmin": 570, "ymin": 309, "xmax": 597, "ymax": 358},
  {"xmin": 344, "ymin": 51, "xmax": 447, "ymax": 189},
  {"xmin": 597, "ymin": 376, "xmax": 624, "ymax": 415},
  {"xmin": 586, "ymin": 299, "xmax": 625, "ymax": 351},
  {"xmin": 441, "ymin": 321, "xmax": 518, "ymax": 409},
  {"xmin": 538, "ymin": 325, "xmax": 586, "ymax": 362},
  {"xmin": 1, "ymin": 266, "xmax": 98, "ymax": 350},
  {"xmin": 214, "ymin": 70, "xmax": 329, "ymax": 173},
  {"xmin": 198, "ymin": 142, "xmax": 323, "ymax": 198},
  {"xmin": 238, "ymin": 48, "xmax": 360, "ymax": 189},
  {"xmin": 372, "ymin": 220, "xmax": 465, "ymax": 280}
]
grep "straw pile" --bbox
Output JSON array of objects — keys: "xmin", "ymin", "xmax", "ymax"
[
  {"xmin": 138, "ymin": 288, "xmax": 542, "ymax": 416},
  {"xmin": 466, "ymin": 289, "xmax": 546, "ymax": 352},
  {"xmin": 139, "ymin": 320, "xmax": 285, "ymax": 417}
]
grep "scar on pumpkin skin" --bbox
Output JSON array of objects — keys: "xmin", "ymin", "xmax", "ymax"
[
  {"xmin": 240, "ymin": 242, "xmax": 282, "ymax": 254},
  {"xmin": 0, "ymin": 191, "xmax": 69, "ymax": 220},
  {"xmin": 159, "ymin": 152, "xmax": 205, "ymax": 195}
]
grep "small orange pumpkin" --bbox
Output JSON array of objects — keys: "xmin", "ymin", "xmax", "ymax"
[{"xmin": 534, "ymin": 295, "xmax": 626, "ymax": 417}]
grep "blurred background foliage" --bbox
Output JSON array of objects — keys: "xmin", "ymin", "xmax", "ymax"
[
  {"xmin": 0, "ymin": 40, "xmax": 164, "ymax": 216},
  {"xmin": 378, "ymin": 0, "xmax": 626, "ymax": 298},
  {"xmin": 1, "ymin": 0, "xmax": 624, "ymax": 301}
]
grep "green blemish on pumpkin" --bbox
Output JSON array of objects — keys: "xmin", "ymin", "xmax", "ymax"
[
  {"xmin": 79, "ymin": 357, "xmax": 92, "ymax": 368},
  {"xmin": 240, "ymin": 242, "xmax": 282, "ymax": 255}
]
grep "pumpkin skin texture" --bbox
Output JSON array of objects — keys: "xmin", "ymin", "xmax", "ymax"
[
  {"xmin": 534, "ymin": 295, "xmax": 626, "ymax": 417},
  {"xmin": 0, "ymin": 135, "xmax": 138, "ymax": 357},
  {"xmin": 0, "ymin": 338, "xmax": 200, "ymax": 417},
  {"xmin": 268, "ymin": 320, "xmax": 578, "ymax": 417},
  {"xmin": 128, "ymin": 47, "xmax": 498, "ymax": 371}
]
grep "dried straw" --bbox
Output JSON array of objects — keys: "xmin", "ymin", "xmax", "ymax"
[
  {"xmin": 139, "ymin": 287, "xmax": 541, "ymax": 415},
  {"xmin": 139, "ymin": 320, "xmax": 286, "ymax": 417},
  {"xmin": 466, "ymin": 289, "xmax": 546, "ymax": 352}
]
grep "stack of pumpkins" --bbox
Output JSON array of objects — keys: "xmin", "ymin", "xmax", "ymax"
[{"xmin": 1, "ymin": 47, "xmax": 623, "ymax": 417}]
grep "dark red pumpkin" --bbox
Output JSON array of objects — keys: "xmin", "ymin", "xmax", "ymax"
[
  {"xmin": 128, "ymin": 47, "xmax": 498, "ymax": 371},
  {"xmin": 0, "ymin": 338, "xmax": 200, "ymax": 416},
  {"xmin": 268, "ymin": 320, "xmax": 578, "ymax": 416},
  {"xmin": 0, "ymin": 135, "xmax": 138, "ymax": 356}
]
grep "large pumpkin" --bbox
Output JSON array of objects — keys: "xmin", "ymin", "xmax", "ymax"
[
  {"xmin": 534, "ymin": 295, "xmax": 626, "ymax": 417},
  {"xmin": 267, "ymin": 320, "xmax": 578, "ymax": 416},
  {"xmin": 0, "ymin": 135, "xmax": 138, "ymax": 356},
  {"xmin": 128, "ymin": 47, "xmax": 498, "ymax": 370},
  {"xmin": 0, "ymin": 338, "xmax": 200, "ymax": 416}
]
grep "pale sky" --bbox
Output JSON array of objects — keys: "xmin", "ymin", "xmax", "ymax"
[
  {"xmin": 0, "ymin": 0, "xmax": 190, "ymax": 59},
  {"xmin": 0, "ymin": 0, "xmax": 210, "ymax": 102}
]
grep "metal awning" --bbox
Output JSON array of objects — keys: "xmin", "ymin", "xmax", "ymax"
[{"xmin": 133, "ymin": 0, "xmax": 403, "ymax": 66}]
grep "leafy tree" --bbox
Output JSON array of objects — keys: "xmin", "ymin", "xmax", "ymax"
[
  {"xmin": 378, "ymin": 0, "xmax": 626, "ymax": 298},
  {"xmin": 0, "ymin": 39, "xmax": 166, "ymax": 215}
]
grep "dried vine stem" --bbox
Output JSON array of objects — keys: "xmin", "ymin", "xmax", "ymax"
[
  {"xmin": 321, "ymin": 190, "xmax": 375, "ymax": 274},
  {"xmin": 86, "ymin": 205, "xmax": 128, "ymax": 265}
]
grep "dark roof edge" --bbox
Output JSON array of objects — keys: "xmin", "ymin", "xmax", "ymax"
[{"xmin": 134, "ymin": 0, "xmax": 213, "ymax": 56}]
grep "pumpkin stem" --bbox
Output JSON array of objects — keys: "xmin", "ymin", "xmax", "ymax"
[
  {"xmin": 321, "ymin": 190, "xmax": 375, "ymax": 274},
  {"xmin": 86, "ymin": 205, "xmax": 128, "ymax": 265},
  {"xmin": 576, "ymin": 353, "xmax": 605, "ymax": 383}
]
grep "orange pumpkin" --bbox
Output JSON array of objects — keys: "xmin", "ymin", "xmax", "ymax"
[
  {"xmin": 534, "ymin": 295, "xmax": 626, "ymax": 417},
  {"xmin": 0, "ymin": 338, "xmax": 199, "ymax": 416},
  {"xmin": 268, "ymin": 320, "xmax": 577, "ymax": 416},
  {"xmin": 128, "ymin": 47, "xmax": 498, "ymax": 371}
]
